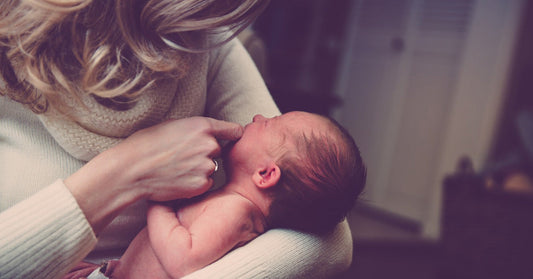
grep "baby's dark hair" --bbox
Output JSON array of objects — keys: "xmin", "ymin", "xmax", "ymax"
[{"xmin": 266, "ymin": 116, "xmax": 367, "ymax": 234}]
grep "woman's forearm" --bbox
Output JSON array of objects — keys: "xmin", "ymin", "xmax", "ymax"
[{"xmin": 65, "ymin": 146, "xmax": 144, "ymax": 235}]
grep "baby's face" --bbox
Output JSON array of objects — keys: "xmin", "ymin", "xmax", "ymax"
[{"xmin": 225, "ymin": 112, "xmax": 328, "ymax": 169}]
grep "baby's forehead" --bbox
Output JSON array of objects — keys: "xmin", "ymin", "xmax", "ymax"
[
  {"xmin": 282, "ymin": 117, "xmax": 334, "ymax": 145},
  {"xmin": 282, "ymin": 112, "xmax": 332, "ymax": 134}
]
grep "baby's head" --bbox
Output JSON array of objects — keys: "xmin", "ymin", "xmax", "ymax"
[{"xmin": 227, "ymin": 111, "xmax": 366, "ymax": 234}]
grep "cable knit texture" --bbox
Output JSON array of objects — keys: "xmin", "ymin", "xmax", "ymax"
[
  {"xmin": 38, "ymin": 53, "xmax": 208, "ymax": 161},
  {"xmin": 0, "ymin": 38, "xmax": 353, "ymax": 279}
]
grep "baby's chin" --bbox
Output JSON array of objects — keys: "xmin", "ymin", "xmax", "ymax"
[{"xmin": 221, "ymin": 140, "xmax": 237, "ymax": 164}]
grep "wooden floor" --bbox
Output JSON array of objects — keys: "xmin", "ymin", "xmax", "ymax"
[
  {"xmin": 338, "ymin": 240, "xmax": 440, "ymax": 279},
  {"xmin": 339, "ymin": 206, "xmax": 441, "ymax": 279}
]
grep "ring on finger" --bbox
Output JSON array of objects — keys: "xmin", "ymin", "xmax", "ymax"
[{"xmin": 213, "ymin": 159, "xmax": 219, "ymax": 173}]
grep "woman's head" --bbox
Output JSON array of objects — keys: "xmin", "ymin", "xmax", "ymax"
[{"xmin": 0, "ymin": 0, "xmax": 269, "ymax": 113}]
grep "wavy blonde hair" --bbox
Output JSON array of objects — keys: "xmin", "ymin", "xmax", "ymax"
[{"xmin": 0, "ymin": 0, "xmax": 269, "ymax": 113}]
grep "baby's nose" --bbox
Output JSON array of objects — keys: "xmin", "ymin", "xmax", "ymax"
[{"xmin": 253, "ymin": 114, "xmax": 266, "ymax": 122}]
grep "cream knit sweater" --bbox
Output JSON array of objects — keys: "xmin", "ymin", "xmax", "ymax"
[{"xmin": 0, "ymin": 39, "xmax": 352, "ymax": 279}]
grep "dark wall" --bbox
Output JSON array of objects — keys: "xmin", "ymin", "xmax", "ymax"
[{"xmin": 253, "ymin": 0, "xmax": 352, "ymax": 115}]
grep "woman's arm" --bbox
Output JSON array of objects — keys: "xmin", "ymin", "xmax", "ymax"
[
  {"xmin": 201, "ymin": 38, "xmax": 354, "ymax": 278},
  {"xmin": 0, "ymin": 100, "xmax": 96, "ymax": 279},
  {"xmin": 0, "ymin": 180, "xmax": 97, "ymax": 279},
  {"xmin": 0, "ymin": 107, "xmax": 241, "ymax": 279},
  {"xmin": 184, "ymin": 221, "xmax": 353, "ymax": 279}
]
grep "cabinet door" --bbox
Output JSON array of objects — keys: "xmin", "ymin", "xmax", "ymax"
[{"xmin": 335, "ymin": 0, "xmax": 417, "ymax": 212}]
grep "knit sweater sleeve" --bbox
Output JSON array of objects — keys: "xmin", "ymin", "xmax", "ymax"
[
  {"xmin": 0, "ymin": 180, "xmax": 97, "ymax": 279},
  {"xmin": 200, "ymin": 38, "xmax": 353, "ymax": 278}
]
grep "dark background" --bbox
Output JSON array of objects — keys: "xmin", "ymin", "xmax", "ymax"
[{"xmin": 249, "ymin": 0, "xmax": 533, "ymax": 278}]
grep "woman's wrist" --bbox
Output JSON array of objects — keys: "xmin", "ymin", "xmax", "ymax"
[{"xmin": 65, "ymin": 146, "xmax": 146, "ymax": 235}]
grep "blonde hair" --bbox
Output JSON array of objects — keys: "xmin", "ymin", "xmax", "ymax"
[{"xmin": 0, "ymin": 0, "xmax": 269, "ymax": 113}]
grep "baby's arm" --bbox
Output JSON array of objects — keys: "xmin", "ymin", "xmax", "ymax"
[{"xmin": 146, "ymin": 199, "xmax": 258, "ymax": 278}]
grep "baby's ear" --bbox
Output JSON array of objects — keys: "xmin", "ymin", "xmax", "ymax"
[{"xmin": 252, "ymin": 162, "xmax": 281, "ymax": 189}]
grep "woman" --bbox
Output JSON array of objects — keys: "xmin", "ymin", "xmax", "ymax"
[{"xmin": 0, "ymin": 1, "xmax": 353, "ymax": 278}]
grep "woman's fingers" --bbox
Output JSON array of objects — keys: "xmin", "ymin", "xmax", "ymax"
[{"xmin": 204, "ymin": 118, "xmax": 244, "ymax": 141}]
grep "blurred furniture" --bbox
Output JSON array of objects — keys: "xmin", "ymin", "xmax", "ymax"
[{"xmin": 440, "ymin": 157, "xmax": 533, "ymax": 279}]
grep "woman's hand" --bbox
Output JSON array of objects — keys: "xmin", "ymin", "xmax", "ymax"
[
  {"xmin": 116, "ymin": 117, "xmax": 242, "ymax": 200},
  {"xmin": 65, "ymin": 117, "xmax": 243, "ymax": 234}
]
